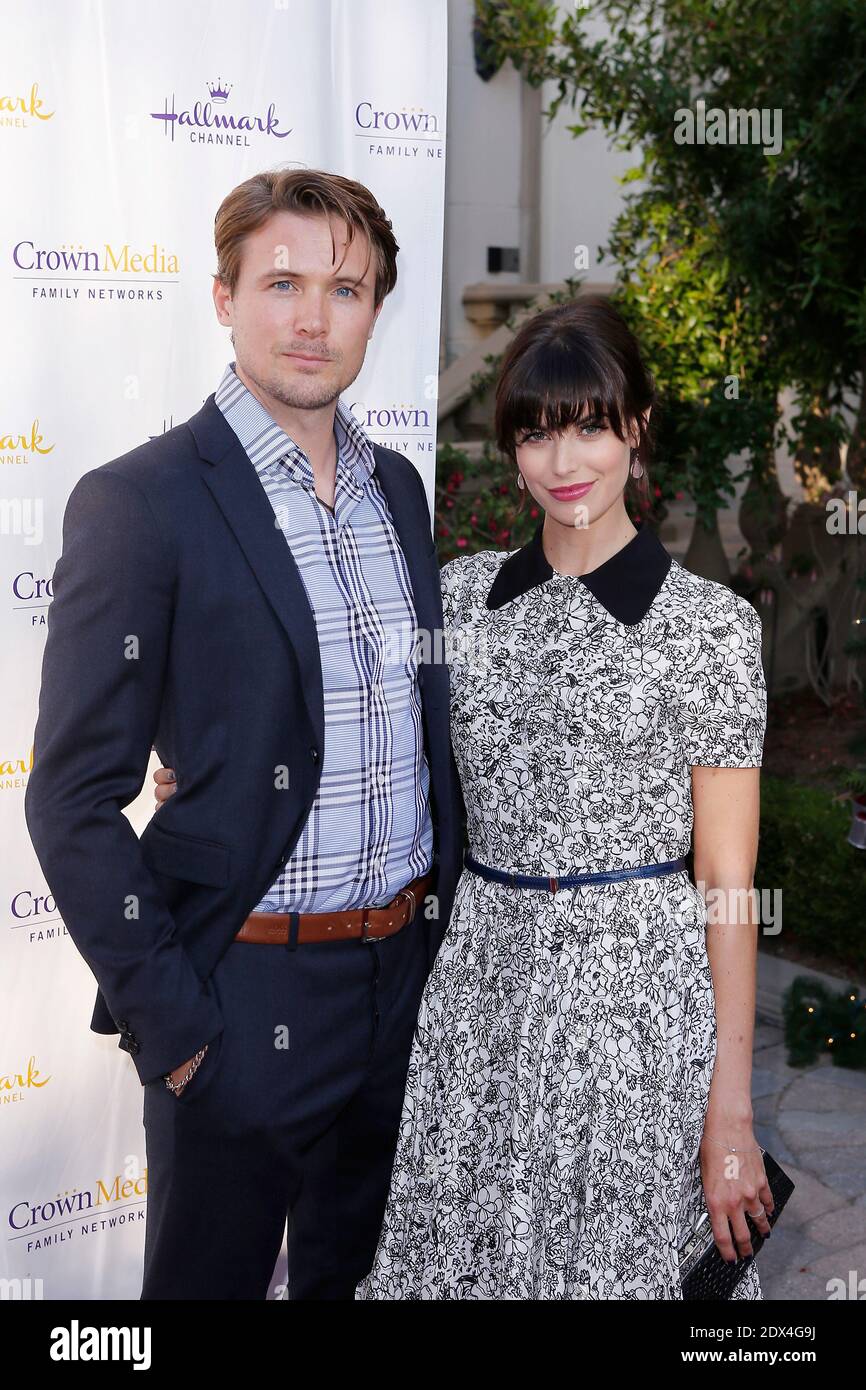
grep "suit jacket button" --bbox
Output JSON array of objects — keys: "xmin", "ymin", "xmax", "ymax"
[
  {"xmin": 127, "ymin": 1039, "xmax": 140, "ymax": 1055},
  {"xmin": 116, "ymin": 1019, "xmax": 129, "ymax": 1030},
  {"xmin": 310, "ymin": 747, "xmax": 319, "ymax": 763}
]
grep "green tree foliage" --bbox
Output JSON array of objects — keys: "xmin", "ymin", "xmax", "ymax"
[{"xmin": 472, "ymin": 0, "xmax": 866, "ymax": 510}]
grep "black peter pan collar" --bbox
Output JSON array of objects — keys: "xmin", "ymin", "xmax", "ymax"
[{"xmin": 485, "ymin": 520, "xmax": 673, "ymax": 626}]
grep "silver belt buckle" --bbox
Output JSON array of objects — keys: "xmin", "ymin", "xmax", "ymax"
[
  {"xmin": 362, "ymin": 885, "xmax": 417, "ymax": 943},
  {"xmin": 360, "ymin": 905, "xmax": 381, "ymax": 943},
  {"xmin": 397, "ymin": 885, "xmax": 417, "ymax": 924}
]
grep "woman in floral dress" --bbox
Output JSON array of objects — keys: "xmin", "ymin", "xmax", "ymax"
[{"xmin": 355, "ymin": 295, "xmax": 772, "ymax": 1299}]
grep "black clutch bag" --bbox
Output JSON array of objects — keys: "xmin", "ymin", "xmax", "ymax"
[{"xmin": 679, "ymin": 1149, "xmax": 794, "ymax": 1300}]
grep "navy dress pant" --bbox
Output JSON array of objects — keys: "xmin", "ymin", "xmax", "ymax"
[{"xmin": 140, "ymin": 911, "xmax": 430, "ymax": 1299}]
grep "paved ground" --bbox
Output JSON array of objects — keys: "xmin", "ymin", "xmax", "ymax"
[{"xmin": 750, "ymin": 1018, "xmax": 866, "ymax": 1300}]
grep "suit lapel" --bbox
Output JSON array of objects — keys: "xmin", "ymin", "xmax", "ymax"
[
  {"xmin": 369, "ymin": 444, "xmax": 439, "ymax": 669},
  {"xmin": 186, "ymin": 396, "xmax": 439, "ymax": 749}
]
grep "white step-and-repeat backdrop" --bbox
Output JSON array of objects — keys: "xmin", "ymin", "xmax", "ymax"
[{"xmin": 1, "ymin": 0, "xmax": 446, "ymax": 1299}]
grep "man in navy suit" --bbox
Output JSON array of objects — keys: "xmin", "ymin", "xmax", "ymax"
[{"xmin": 24, "ymin": 169, "xmax": 464, "ymax": 1300}]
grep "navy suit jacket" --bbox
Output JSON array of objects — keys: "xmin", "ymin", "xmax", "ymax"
[{"xmin": 24, "ymin": 394, "xmax": 465, "ymax": 1086}]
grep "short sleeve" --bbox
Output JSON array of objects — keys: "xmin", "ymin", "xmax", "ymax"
[
  {"xmin": 677, "ymin": 595, "xmax": 767, "ymax": 767},
  {"xmin": 439, "ymin": 554, "xmax": 476, "ymax": 631}
]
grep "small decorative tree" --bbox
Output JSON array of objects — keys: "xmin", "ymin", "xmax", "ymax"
[{"xmin": 784, "ymin": 976, "xmax": 866, "ymax": 1069}]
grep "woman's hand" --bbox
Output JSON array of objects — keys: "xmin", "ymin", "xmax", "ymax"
[
  {"xmin": 153, "ymin": 766, "xmax": 178, "ymax": 806},
  {"xmin": 699, "ymin": 1129, "xmax": 774, "ymax": 1262}
]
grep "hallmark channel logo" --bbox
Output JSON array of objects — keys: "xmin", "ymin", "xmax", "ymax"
[
  {"xmin": 0, "ymin": 743, "xmax": 34, "ymax": 787},
  {"xmin": 150, "ymin": 77, "xmax": 293, "ymax": 146},
  {"xmin": 1, "ymin": 420, "xmax": 54, "ymax": 465},
  {"xmin": 1, "ymin": 1055, "xmax": 52, "ymax": 1104},
  {"xmin": 0, "ymin": 81, "xmax": 54, "ymax": 128}
]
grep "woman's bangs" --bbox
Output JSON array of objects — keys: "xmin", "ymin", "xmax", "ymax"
[{"xmin": 511, "ymin": 342, "xmax": 628, "ymax": 441}]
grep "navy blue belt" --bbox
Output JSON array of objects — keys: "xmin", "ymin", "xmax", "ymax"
[{"xmin": 464, "ymin": 853, "xmax": 688, "ymax": 893}]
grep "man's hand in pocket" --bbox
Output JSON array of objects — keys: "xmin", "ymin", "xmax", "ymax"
[
  {"xmin": 168, "ymin": 1045, "xmax": 207, "ymax": 1097},
  {"xmin": 153, "ymin": 764, "xmax": 207, "ymax": 1098},
  {"xmin": 153, "ymin": 765, "xmax": 178, "ymax": 807}
]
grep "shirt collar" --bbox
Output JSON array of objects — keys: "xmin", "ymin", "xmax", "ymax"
[
  {"xmin": 213, "ymin": 360, "xmax": 376, "ymax": 490},
  {"xmin": 485, "ymin": 519, "xmax": 673, "ymax": 625}
]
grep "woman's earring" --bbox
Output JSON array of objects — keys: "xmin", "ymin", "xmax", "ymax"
[
  {"xmin": 516, "ymin": 471, "xmax": 526, "ymax": 489},
  {"xmin": 630, "ymin": 451, "xmax": 644, "ymax": 479}
]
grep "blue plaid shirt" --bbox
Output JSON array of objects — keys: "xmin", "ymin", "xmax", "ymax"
[{"xmin": 214, "ymin": 361, "xmax": 434, "ymax": 911}]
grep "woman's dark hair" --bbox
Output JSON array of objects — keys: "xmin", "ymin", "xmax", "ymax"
[{"xmin": 494, "ymin": 293, "xmax": 656, "ymax": 516}]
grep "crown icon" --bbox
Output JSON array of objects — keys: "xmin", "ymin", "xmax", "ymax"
[{"xmin": 207, "ymin": 78, "xmax": 232, "ymax": 103}]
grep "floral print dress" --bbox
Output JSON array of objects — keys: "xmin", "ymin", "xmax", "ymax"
[{"xmin": 355, "ymin": 522, "xmax": 768, "ymax": 1300}]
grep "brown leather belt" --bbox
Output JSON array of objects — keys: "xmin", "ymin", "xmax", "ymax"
[{"xmin": 234, "ymin": 871, "xmax": 433, "ymax": 946}]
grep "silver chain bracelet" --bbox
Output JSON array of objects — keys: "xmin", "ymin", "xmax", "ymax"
[
  {"xmin": 163, "ymin": 1043, "xmax": 208, "ymax": 1094},
  {"xmin": 701, "ymin": 1133, "xmax": 763, "ymax": 1155}
]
